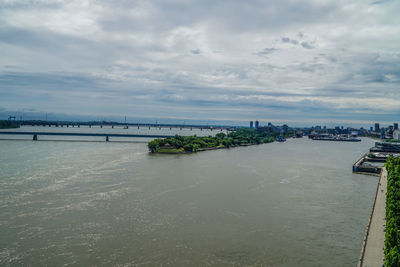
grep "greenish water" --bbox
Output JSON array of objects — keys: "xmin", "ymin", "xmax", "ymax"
[{"xmin": 0, "ymin": 137, "xmax": 377, "ymax": 266}]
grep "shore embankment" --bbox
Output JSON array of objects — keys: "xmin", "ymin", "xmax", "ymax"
[{"xmin": 358, "ymin": 168, "xmax": 387, "ymax": 267}]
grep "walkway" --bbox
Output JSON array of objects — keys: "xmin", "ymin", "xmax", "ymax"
[{"xmin": 359, "ymin": 168, "xmax": 387, "ymax": 267}]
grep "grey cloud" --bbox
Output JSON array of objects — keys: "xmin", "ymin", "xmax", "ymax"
[
  {"xmin": 301, "ymin": 41, "xmax": 314, "ymax": 49},
  {"xmin": 282, "ymin": 37, "xmax": 299, "ymax": 45},
  {"xmin": 255, "ymin": 47, "xmax": 277, "ymax": 56},
  {"xmin": 0, "ymin": 0, "xmax": 399, "ymax": 125},
  {"xmin": 191, "ymin": 49, "xmax": 201, "ymax": 55}
]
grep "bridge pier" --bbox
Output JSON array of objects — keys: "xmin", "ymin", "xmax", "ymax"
[
  {"xmin": 112, "ymin": 125, "xmax": 114, "ymax": 128},
  {"xmin": 78, "ymin": 125, "xmax": 80, "ymax": 128},
  {"xmin": 106, "ymin": 136, "xmax": 109, "ymax": 142},
  {"xmin": 89, "ymin": 125, "xmax": 91, "ymax": 128},
  {"xmin": 100, "ymin": 125, "xmax": 103, "ymax": 128},
  {"xmin": 33, "ymin": 134, "xmax": 38, "ymax": 141}
]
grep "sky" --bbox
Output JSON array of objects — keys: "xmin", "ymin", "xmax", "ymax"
[{"xmin": 0, "ymin": 0, "xmax": 399, "ymax": 127}]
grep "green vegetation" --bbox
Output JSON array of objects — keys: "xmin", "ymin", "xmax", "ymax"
[
  {"xmin": 0, "ymin": 120, "xmax": 20, "ymax": 129},
  {"xmin": 385, "ymin": 139, "xmax": 400, "ymax": 143},
  {"xmin": 148, "ymin": 128, "xmax": 279, "ymax": 153},
  {"xmin": 385, "ymin": 156, "xmax": 400, "ymax": 266}
]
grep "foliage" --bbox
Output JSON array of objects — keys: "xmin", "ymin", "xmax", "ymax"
[
  {"xmin": 0, "ymin": 120, "xmax": 19, "ymax": 129},
  {"xmin": 147, "ymin": 128, "xmax": 277, "ymax": 153},
  {"xmin": 385, "ymin": 156, "xmax": 400, "ymax": 266}
]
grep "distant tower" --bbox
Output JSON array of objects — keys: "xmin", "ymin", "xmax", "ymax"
[
  {"xmin": 255, "ymin": 120, "xmax": 259, "ymax": 128},
  {"xmin": 375, "ymin": 123, "xmax": 380, "ymax": 132},
  {"xmin": 250, "ymin": 121, "xmax": 254, "ymax": 128},
  {"xmin": 394, "ymin": 123, "xmax": 398, "ymax": 130}
]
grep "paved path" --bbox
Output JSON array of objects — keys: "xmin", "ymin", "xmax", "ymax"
[{"xmin": 360, "ymin": 168, "xmax": 387, "ymax": 267}]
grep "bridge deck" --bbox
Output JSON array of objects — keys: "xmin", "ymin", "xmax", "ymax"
[{"xmin": 0, "ymin": 131, "xmax": 174, "ymax": 139}]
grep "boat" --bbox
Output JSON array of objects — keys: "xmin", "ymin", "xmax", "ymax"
[{"xmin": 277, "ymin": 136, "xmax": 286, "ymax": 142}]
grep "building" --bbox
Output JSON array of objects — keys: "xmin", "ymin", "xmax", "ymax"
[
  {"xmin": 394, "ymin": 129, "xmax": 400, "ymax": 140},
  {"xmin": 370, "ymin": 127, "xmax": 373, "ymax": 132},
  {"xmin": 375, "ymin": 123, "xmax": 380, "ymax": 132},
  {"xmin": 255, "ymin": 120, "xmax": 259, "ymax": 128},
  {"xmin": 250, "ymin": 121, "xmax": 254, "ymax": 128},
  {"xmin": 394, "ymin": 123, "xmax": 398, "ymax": 130}
]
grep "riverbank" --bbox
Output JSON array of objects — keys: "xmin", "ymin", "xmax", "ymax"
[{"xmin": 358, "ymin": 168, "xmax": 386, "ymax": 267}]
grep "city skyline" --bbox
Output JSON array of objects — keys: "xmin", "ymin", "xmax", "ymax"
[{"xmin": 1, "ymin": 0, "xmax": 399, "ymax": 126}]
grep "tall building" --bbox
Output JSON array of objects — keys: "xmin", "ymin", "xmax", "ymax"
[
  {"xmin": 394, "ymin": 123, "xmax": 398, "ymax": 130},
  {"xmin": 250, "ymin": 121, "xmax": 254, "ymax": 128},
  {"xmin": 255, "ymin": 120, "xmax": 259, "ymax": 128},
  {"xmin": 375, "ymin": 123, "xmax": 380, "ymax": 132}
]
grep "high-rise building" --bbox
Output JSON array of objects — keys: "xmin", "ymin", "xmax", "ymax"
[
  {"xmin": 375, "ymin": 123, "xmax": 380, "ymax": 132},
  {"xmin": 370, "ymin": 127, "xmax": 373, "ymax": 132},
  {"xmin": 255, "ymin": 120, "xmax": 259, "ymax": 128},
  {"xmin": 394, "ymin": 123, "xmax": 398, "ymax": 130},
  {"xmin": 250, "ymin": 121, "xmax": 254, "ymax": 128}
]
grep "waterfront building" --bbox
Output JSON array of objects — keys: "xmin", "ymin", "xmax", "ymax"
[
  {"xmin": 394, "ymin": 123, "xmax": 398, "ymax": 130},
  {"xmin": 255, "ymin": 120, "xmax": 259, "ymax": 128},
  {"xmin": 375, "ymin": 123, "xmax": 380, "ymax": 132},
  {"xmin": 394, "ymin": 129, "xmax": 400, "ymax": 140},
  {"xmin": 250, "ymin": 121, "xmax": 254, "ymax": 128},
  {"xmin": 370, "ymin": 127, "xmax": 373, "ymax": 132}
]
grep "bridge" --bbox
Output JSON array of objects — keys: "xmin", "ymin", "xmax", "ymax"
[
  {"xmin": 18, "ymin": 121, "xmax": 236, "ymax": 131},
  {"xmin": 0, "ymin": 131, "xmax": 175, "ymax": 142}
]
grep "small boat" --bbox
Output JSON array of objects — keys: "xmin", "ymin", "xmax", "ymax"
[{"xmin": 277, "ymin": 136, "xmax": 286, "ymax": 142}]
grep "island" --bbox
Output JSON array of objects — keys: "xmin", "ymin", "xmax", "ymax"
[
  {"xmin": 0, "ymin": 120, "xmax": 20, "ymax": 129},
  {"xmin": 148, "ymin": 128, "xmax": 291, "ymax": 153}
]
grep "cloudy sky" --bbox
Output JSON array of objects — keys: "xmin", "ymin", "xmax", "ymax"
[{"xmin": 0, "ymin": 0, "xmax": 399, "ymax": 126}]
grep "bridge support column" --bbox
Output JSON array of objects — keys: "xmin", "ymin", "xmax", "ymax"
[
  {"xmin": 106, "ymin": 136, "xmax": 109, "ymax": 142},
  {"xmin": 33, "ymin": 134, "xmax": 38, "ymax": 141},
  {"xmin": 89, "ymin": 125, "xmax": 91, "ymax": 128},
  {"xmin": 112, "ymin": 125, "xmax": 114, "ymax": 128},
  {"xmin": 100, "ymin": 125, "xmax": 103, "ymax": 128}
]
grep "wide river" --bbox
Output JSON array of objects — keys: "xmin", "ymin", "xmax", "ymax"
[{"xmin": 0, "ymin": 130, "xmax": 377, "ymax": 266}]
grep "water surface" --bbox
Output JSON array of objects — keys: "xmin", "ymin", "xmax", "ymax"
[{"xmin": 0, "ymin": 137, "xmax": 377, "ymax": 266}]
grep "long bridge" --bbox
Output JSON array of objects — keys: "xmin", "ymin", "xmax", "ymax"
[
  {"xmin": 0, "ymin": 131, "xmax": 175, "ymax": 142},
  {"xmin": 18, "ymin": 121, "xmax": 236, "ymax": 131}
]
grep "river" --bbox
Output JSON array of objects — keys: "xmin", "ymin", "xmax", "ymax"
[{"xmin": 0, "ymin": 132, "xmax": 377, "ymax": 266}]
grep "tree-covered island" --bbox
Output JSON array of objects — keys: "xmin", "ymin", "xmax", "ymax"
[
  {"xmin": 0, "ymin": 120, "xmax": 20, "ymax": 129},
  {"xmin": 148, "ymin": 128, "xmax": 293, "ymax": 153}
]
